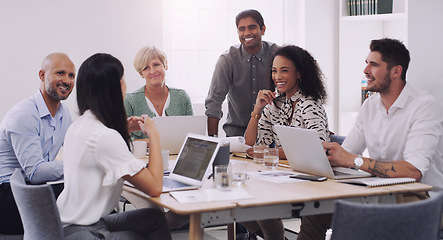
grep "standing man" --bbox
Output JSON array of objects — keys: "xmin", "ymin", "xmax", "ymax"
[
  {"xmin": 0, "ymin": 53, "xmax": 76, "ymax": 235},
  {"xmin": 297, "ymin": 38, "xmax": 443, "ymax": 240},
  {"xmin": 205, "ymin": 9, "xmax": 278, "ymax": 137}
]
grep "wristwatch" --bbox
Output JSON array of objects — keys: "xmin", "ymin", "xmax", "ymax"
[{"xmin": 353, "ymin": 155, "xmax": 364, "ymax": 170}]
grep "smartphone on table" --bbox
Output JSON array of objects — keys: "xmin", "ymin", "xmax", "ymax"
[{"xmin": 290, "ymin": 174, "xmax": 327, "ymax": 182}]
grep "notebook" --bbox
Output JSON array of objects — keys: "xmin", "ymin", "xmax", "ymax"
[
  {"xmin": 337, "ymin": 177, "xmax": 416, "ymax": 187},
  {"xmin": 162, "ymin": 133, "xmax": 221, "ymax": 193},
  {"xmin": 153, "ymin": 116, "xmax": 206, "ymax": 154},
  {"xmin": 274, "ymin": 125, "xmax": 372, "ymax": 179}
]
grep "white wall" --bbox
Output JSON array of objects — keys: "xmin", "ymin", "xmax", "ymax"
[
  {"xmin": 407, "ymin": 0, "xmax": 443, "ymax": 103},
  {"xmin": 303, "ymin": 1, "xmax": 339, "ymax": 133},
  {"xmin": 0, "ymin": 0, "xmax": 163, "ymax": 120},
  {"xmin": 0, "ymin": 1, "xmax": 339, "ymax": 135}
]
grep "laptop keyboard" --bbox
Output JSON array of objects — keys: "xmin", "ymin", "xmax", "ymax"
[{"xmin": 163, "ymin": 177, "xmax": 192, "ymax": 189}]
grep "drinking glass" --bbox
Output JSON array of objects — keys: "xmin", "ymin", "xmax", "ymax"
[
  {"xmin": 230, "ymin": 161, "xmax": 247, "ymax": 185},
  {"xmin": 264, "ymin": 148, "xmax": 279, "ymax": 169},
  {"xmin": 214, "ymin": 165, "xmax": 231, "ymax": 189},
  {"xmin": 253, "ymin": 145, "xmax": 266, "ymax": 164}
]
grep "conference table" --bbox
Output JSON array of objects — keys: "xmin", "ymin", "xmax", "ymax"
[{"xmin": 123, "ymin": 155, "xmax": 432, "ymax": 240}]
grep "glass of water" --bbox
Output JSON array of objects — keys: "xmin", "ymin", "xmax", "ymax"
[
  {"xmin": 253, "ymin": 145, "xmax": 266, "ymax": 164},
  {"xmin": 230, "ymin": 161, "xmax": 247, "ymax": 185},
  {"xmin": 264, "ymin": 148, "xmax": 279, "ymax": 169},
  {"xmin": 214, "ymin": 165, "xmax": 231, "ymax": 189}
]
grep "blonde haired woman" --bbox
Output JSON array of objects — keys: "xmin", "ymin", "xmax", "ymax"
[
  {"xmin": 125, "ymin": 46, "xmax": 193, "ymax": 139},
  {"xmin": 122, "ymin": 46, "xmax": 191, "ymax": 229}
]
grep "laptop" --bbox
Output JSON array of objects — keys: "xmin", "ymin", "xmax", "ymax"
[
  {"xmin": 162, "ymin": 133, "xmax": 221, "ymax": 192},
  {"xmin": 274, "ymin": 125, "xmax": 372, "ymax": 179},
  {"xmin": 153, "ymin": 116, "xmax": 206, "ymax": 154}
]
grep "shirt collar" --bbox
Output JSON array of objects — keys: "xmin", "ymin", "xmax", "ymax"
[
  {"xmin": 275, "ymin": 90, "xmax": 302, "ymax": 103},
  {"xmin": 241, "ymin": 43, "xmax": 265, "ymax": 62},
  {"xmin": 391, "ymin": 82, "xmax": 412, "ymax": 110},
  {"xmin": 375, "ymin": 82, "xmax": 411, "ymax": 114},
  {"xmin": 34, "ymin": 90, "xmax": 51, "ymax": 119},
  {"xmin": 34, "ymin": 90, "xmax": 65, "ymax": 121}
]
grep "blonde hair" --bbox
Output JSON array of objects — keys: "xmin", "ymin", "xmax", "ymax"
[{"xmin": 133, "ymin": 46, "xmax": 167, "ymax": 74}]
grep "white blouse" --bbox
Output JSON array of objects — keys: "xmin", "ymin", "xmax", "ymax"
[{"xmin": 57, "ymin": 110, "xmax": 146, "ymax": 226}]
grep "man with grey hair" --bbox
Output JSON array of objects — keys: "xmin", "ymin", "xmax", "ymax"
[{"xmin": 0, "ymin": 52, "xmax": 75, "ymax": 235}]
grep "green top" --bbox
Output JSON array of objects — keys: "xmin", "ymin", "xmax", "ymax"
[{"xmin": 124, "ymin": 85, "xmax": 194, "ymax": 139}]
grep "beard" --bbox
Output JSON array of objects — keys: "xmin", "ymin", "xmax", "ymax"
[
  {"xmin": 366, "ymin": 73, "xmax": 391, "ymax": 93},
  {"xmin": 45, "ymin": 81, "xmax": 70, "ymax": 101}
]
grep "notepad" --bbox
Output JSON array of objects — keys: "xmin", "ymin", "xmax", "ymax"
[
  {"xmin": 169, "ymin": 188, "xmax": 253, "ymax": 203},
  {"xmin": 337, "ymin": 177, "xmax": 416, "ymax": 187}
]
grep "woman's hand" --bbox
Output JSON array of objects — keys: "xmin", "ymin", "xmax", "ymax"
[
  {"xmin": 138, "ymin": 115, "xmax": 158, "ymax": 137},
  {"xmin": 253, "ymin": 90, "xmax": 276, "ymax": 113},
  {"xmin": 127, "ymin": 116, "xmax": 144, "ymax": 133}
]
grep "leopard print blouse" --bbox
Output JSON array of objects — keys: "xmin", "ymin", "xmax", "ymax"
[{"xmin": 255, "ymin": 90, "xmax": 330, "ymax": 147}]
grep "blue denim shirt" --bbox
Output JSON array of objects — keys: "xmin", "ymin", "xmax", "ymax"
[{"xmin": 0, "ymin": 90, "xmax": 71, "ymax": 184}]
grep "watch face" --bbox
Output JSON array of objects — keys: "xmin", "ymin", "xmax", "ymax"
[{"xmin": 355, "ymin": 157, "xmax": 364, "ymax": 168}]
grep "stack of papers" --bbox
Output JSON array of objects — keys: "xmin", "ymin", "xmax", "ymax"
[{"xmin": 169, "ymin": 187, "xmax": 253, "ymax": 203}]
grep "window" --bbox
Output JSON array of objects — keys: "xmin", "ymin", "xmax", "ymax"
[{"xmin": 163, "ymin": 0, "xmax": 286, "ymax": 103}]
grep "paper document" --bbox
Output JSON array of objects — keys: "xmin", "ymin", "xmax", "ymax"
[
  {"xmin": 222, "ymin": 136, "xmax": 251, "ymax": 153},
  {"xmin": 248, "ymin": 170, "xmax": 306, "ymax": 183},
  {"xmin": 169, "ymin": 187, "xmax": 253, "ymax": 204}
]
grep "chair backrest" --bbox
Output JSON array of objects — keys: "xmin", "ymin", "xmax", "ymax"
[
  {"xmin": 9, "ymin": 169, "xmax": 64, "ymax": 240},
  {"xmin": 330, "ymin": 193, "xmax": 443, "ymax": 240},
  {"xmin": 330, "ymin": 134, "xmax": 345, "ymax": 145}
]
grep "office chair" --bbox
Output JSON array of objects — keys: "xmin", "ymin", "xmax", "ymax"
[
  {"xmin": 0, "ymin": 234, "xmax": 23, "ymax": 240},
  {"xmin": 329, "ymin": 134, "xmax": 345, "ymax": 145},
  {"xmin": 330, "ymin": 192, "xmax": 443, "ymax": 240},
  {"xmin": 9, "ymin": 169, "xmax": 64, "ymax": 240}
]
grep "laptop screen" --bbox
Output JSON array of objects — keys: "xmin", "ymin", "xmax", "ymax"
[
  {"xmin": 154, "ymin": 116, "xmax": 206, "ymax": 154},
  {"xmin": 171, "ymin": 137, "xmax": 218, "ymax": 181}
]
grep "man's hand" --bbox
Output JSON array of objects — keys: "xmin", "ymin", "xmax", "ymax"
[
  {"xmin": 127, "ymin": 116, "xmax": 144, "ymax": 133},
  {"xmin": 322, "ymin": 142, "xmax": 355, "ymax": 168}
]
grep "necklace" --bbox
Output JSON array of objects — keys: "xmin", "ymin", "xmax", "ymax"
[{"xmin": 145, "ymin": 86, "xmax": 168, "ymax": 114}]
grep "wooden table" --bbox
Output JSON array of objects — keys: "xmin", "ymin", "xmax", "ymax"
[{"xmin": 124, "ymin": 156, "xmax": 432, "ymax": 240}]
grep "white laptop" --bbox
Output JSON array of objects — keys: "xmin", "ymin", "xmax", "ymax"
[
  {"xmin": 162, "ymin": 133, "xmax": 221, "ymax": 192},
  {"xmin": 153, "ymin": 116, "xmax": 206, "ymax": 154},
  {"xmin": 274, "ymin": 125, "xmax": 372, "ymax": 179}
]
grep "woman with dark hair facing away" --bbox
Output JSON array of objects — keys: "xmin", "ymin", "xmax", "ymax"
[
  {"xmin": 56, "ymin": 53, "xmax": 172, "ymax": 239},
  {"xmin": 245, "ymin": 45, "xmax": 330, "ymax": 160},
  {"xmin": 242, "ymin": 45, "xmax": 330, "ymax": 240}
]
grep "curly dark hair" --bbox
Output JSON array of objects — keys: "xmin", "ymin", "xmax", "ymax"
[{"xmin": 269, "ymin": 45, "xmax": 327, "ymax": 103}]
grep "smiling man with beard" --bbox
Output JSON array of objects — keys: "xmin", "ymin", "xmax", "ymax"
[
  {"xmin": 205, "ymin": 9, "xmax": 279, "ymax": 137},
  {"xmin": 297, "ymin": 38, "xmax": 443, "ymax": 240},
  {"xmin": 0, "ymin": 52, "xmax": 75, "ymax": 235}
]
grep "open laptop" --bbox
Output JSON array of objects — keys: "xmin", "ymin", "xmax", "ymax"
[
  {"xmin": 162, "ymin": 133, "xmax": 221, "ymax": 192},
  {"xmin": 274, "ymin": 125, "xmax": 372, "ymax": 179},
  {"xmin": 153, "ymin": 116, "xmax": 206, "ymax": 154}
]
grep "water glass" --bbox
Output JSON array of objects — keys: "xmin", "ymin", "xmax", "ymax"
[
  {"xmin": 253, "ymin": 145, "xmax": 266, "ymax": 164},
  {"xmin": 230, "ymin": 161, "xmax": 247, "ymax": 185},
  {"xmin": 264, "ymin": 148, "xmax": 279, "ymax": 169},
  {"xmin": 214, "ymin": 165, "xmax": 231, "ymax": 189}
]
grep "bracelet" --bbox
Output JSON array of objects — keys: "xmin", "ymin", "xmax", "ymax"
[{"xmin": 251, "ymin": 111, "xmax": 261, "ymax": 119}]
